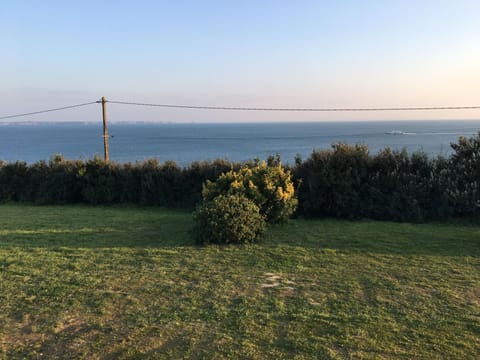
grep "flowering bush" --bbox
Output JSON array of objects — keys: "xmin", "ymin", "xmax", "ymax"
[{"xmin": 202, "ymin": 160, "xmax": 297, "ymax": 223}]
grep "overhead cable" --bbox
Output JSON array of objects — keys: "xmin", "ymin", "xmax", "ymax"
[
  {"xmin": 107, "ymin": 100, "xmax": 480, "ymax": 112},
  {"xmin": 1, "ymin": 99, "xmax": 479, "ymax": 121},
  {"xmin": 0, "ymin": 101, "xmax": 97, "ymax": 120}
]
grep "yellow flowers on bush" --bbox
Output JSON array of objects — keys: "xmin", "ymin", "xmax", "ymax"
[{"xmin": 202, "ymin": 160, "xmax": 297, "ymax": 223}]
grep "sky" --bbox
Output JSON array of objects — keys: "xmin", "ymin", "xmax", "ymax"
[{"xmin": 1, "ymin": 0, "xmax": 480, "ymax": 122}]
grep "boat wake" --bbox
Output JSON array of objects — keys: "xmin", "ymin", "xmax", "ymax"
[{"xmin": 385, "ymin": 130, "xmax": 416, "ymax": 135}]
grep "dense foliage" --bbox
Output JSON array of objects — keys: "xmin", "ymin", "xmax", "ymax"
[
  {"xmin": 0, "ymin": 156, "xmax": 239, "ymax": 207},
  {"xmin": 1, "ymin": 132, "xmax": 479, "ymax": 221},
  {"xmin": 193, "ymin": 194, "xmax": 266, "ymax": 244},
  {"xmin": 293, "ymin": 132, "xmax": 480, "ymax": 221},
  {"xmin": 294, "ymin": 145, "xmax": 445, "ymax": 221},
  {"xmin": 202, "ymin": 158, "xmax": 297, "ymax": 223},
  {"xmin": 445, "ymin": 135, "xmax": 480, "ymax": 216}
]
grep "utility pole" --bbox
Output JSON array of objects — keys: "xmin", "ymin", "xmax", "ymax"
[{"xmin": 101, "ymin": 96, "xmax": 109, "ymax": 161}]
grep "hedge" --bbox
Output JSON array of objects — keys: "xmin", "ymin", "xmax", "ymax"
[{"xmin": 1, "ymin": 133, "xmax": 479, "ymax": 221}]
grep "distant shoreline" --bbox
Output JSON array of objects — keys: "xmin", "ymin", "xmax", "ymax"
[{"xmin": 1, "ymin": 119, "xmax": 480, "ymax": 126}]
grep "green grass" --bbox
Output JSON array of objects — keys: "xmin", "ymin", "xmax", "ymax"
[{"xmin": 0, "ymin": 204, "xmax": 479, "ymax": 359}]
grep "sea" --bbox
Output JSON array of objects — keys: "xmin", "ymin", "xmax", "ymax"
[{"xmin": 1, "ymin": 120, "xmax": 479, "ymax": 166}]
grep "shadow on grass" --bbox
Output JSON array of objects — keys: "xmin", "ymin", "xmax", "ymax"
[
  {"xmin": 265, "ymin": 218, "xmax": 480, "ymax": 258},
  {"xmin": 0, "ymin": 204, "xmax": 478, "ymax": 256},
  {"xmin": 0, "ymin": 205, "xmax": 196, "ymax": 249},
  {"xmin": 1, "ymin": 220, "xmax": 479, "ymax": 258},
  {"xmin": 0, "ymin": 226, "xmax": 195, "ymax": 249}
]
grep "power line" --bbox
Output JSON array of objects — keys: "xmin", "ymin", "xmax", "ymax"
[
  {"xmin": 107, "ymin": 100, "xmax": 480, "ymax": 112},
  {"xmin": 0, "ymin": 101, "xmax": 97, "ymax": 120},
  {"xmin": 1, "ymin": 99, "xmax": 479, "ymax": 121}
]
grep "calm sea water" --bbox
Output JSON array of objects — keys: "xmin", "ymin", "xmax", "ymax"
[{"xmin": 1, "ymin": 121, "xmax": 479, "ymax": 166}]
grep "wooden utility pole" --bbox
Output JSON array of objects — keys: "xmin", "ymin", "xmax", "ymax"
[{"xmin": 101, "ymin": 96, "xmax": 109, "ymax": 161}]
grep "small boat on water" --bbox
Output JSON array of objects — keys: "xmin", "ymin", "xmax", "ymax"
[{"xmin": 385, "ymin": 130, "xmax": 406, "ymax": 135}]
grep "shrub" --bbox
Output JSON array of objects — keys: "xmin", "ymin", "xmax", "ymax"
[
  {"xmin": 294, "ymin": 144, "xmax": 444, "ymax": 221},
  {"xmin": 444, "ymin": 132, "xmax": 480, "ymax": 216},
  {"xmin": 294, "ymin": 143, "xmax": 370, "ymax": 218},
  {"xmin": 366, "ymin": 148, "xmax": 428, "ymax": 222},
  {"xmin": 0, "ymin": 161, "xmax": 29, "ymax": 202},
  {"xmin": 193, "ymin": 194, "xmax": 266, "ymax": 245},
  {"xmin": 135, "ymin": 160, "xmax": 182, "ymax": 206},
  {"xmin": 179, "ymin": 159, "xmax": 240, "ymax": 208},
  {"xmin": 202, "ymin": 159, "xmax": 297, "ymax": 223},
  {"xmin": 81, "ymin": 157, "xmax": 125, "ymax": 204},
  {"xmin": 27, "ymin": 155, "xmax": 85, "ymax": 204}
]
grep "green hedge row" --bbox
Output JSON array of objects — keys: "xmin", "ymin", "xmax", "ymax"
[
  {"xmin": 0, "ymin": 156, "xmax": 240, "ymax": 208},
  {"xmin": 1, "ymin": 133, "xmax": 479, "ymax": 221},
  {"xmin": 293, "ymin": 133, "xmax": 480, "ymax": 221}
]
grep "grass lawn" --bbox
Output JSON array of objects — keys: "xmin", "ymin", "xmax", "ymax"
[{"xmin": 0, "ymin": 204, "xmax": 479, "ymax": 359}]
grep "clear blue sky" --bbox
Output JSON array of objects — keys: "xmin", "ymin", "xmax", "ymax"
[{"xmin": 1, "ymin": 0, "xmax": 479, "ymax": 122}]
